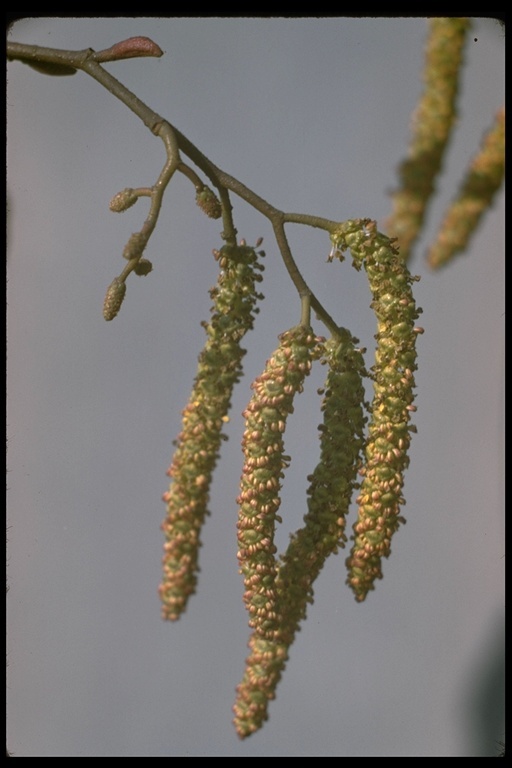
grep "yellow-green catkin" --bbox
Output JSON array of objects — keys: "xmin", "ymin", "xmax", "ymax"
[
  {"xmin": 427, "ymin": 106, "xmax": 505, "ymax": 269},
  {"xmin": 159, "ymin": 242, "xmax": 265, "ymax": 621},
  {"xmin": 233, "ymin": 332, "xmax": 367, "ymax": 739},
  {"xmin": 236, "ymin": 325, "xmax": 320, "ymax": 641},
  {"xmin": 233, "ymin": 325, "xmax": 319, "ymax": 738},
  {"xmin": 277, "ymin": 333, "xmax": 368, "ymax": 632},
  {"xmin": 195, "ymin": 185, "xmax": 222, "ymax": 219},
  {"xmin": 232, "ymin": 633, "xmax": 288, "ymax": 739},
  {"xmin": 330, "ymin": 219, "xmax": 423, "ymax": 601},
  {"xmin": 385, "ymin": 18, "xmax": 471, "ymax": 261}
]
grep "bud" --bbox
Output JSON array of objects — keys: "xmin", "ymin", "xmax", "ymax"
[
  {"xmin": 195, "ymin": 186, "xmax": 222, "ymax": 219},
  {"xmin": 103, "ymin": 278, "xmax": 126, "ymax": 321},
  {"xmin": 134, "ymin": 258, "xmax": 153, "ymax": 276},
  {"xmin": 122, "ymin": 232, "xmax": 145, "ymax": 260},
  {"xmin": 109, "ymin": 188, "xmax": 138, "ymax": 213}
]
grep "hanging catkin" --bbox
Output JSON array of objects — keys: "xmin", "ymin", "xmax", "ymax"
[{"xmin": 160, "ymin": 241, "xmax": 265, "ymax": 620}]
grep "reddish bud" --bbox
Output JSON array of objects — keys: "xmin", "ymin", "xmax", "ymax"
[{"xmin": 94, "ymin": 37, "xmax": 163, "ymax": 63}]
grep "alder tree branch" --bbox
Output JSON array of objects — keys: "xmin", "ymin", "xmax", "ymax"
[{"xmin": 7, "ymin": 38, "xmax": 343, "ymax": 334}]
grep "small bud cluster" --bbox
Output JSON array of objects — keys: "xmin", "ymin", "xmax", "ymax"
[
  {"xmin": 103, "ymin": 277, "xmax": 126, "ymax": 321},
  {"xmin": 237, "ymin": 325, "xmax": 320, "ymax": 640},
  {"xmin": 331, "ymin": 220, "xmax": 422, "ymax": 601},
  {"xmin": 159, "ymin": 241, "xmax": 265, "ymax": 620},
  {"xmin": 427, "ymin": 106, "xmax": 505, "ymax": 269},
  {"xmin": 195, "ymin": 186, "xmax": 222, "ymax": 220}
]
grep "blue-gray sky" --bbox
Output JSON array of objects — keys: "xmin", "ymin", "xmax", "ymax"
[{"xmin": 7, "ymin": 17, "xmax": 504, "ymax": 756}]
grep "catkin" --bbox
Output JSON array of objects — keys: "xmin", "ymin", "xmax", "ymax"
[
  {"xmin": 427, "ymin": 106, "xmax": 505, "ymax": 269},
  {"xmin": 331, "ymin": 219, "xmax": 422, "ymax": 601},
  {"xmin": 233, "ymin": 332, "xmax": 367, "ymax": 739},
  {"xmin": 277, "ymin": 332, "xmax": 367, "ymax": 635},
  {"xmin": 103, "ymin": 277, "xmax": 126, "ymax": 321},
  {"xmin": 195, "ymin": 186, "xmax": 222, "ymax": 220},
  {"xmin": 236, "ymin": 325, "xmax": 320, "ymax": 641},
  {"xmin": 385, "ymin": 18, "xmax": 471, "ymax": 261},
  {"xmin": 159, "ymin": 242, "xmax": 264, "ymax": 620}
]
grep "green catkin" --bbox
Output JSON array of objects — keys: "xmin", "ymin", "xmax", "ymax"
[
  {"xmin": 330, "ymin": 219, "xmax": 422, "ymax": 602},
  {"xmin": 385, "ymin": 18, "xmax": 471, "ymax": 261},
  {"xmin": 277, "ymin": 333, "xmax": 367, "ymax": 634},
  {"xmin": 236, "ymin": 325, "xmax": 320, "ymax": 642},
  {"xmin": 427, "ymin": 106, "xmax": 505, "ymax": 269},
  {"xmin": 159, "ymin": 242, "xmax": 265, "ymax": 621},
  {"xmin": 233, "ymin": 332, "xmax": 367, "ymax": 739},
  {"xmin": 195, "ymin": 186, "xmax": 222, "ymax": 219}
]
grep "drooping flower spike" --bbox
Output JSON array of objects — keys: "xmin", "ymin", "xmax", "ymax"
[
  {"xmin": 236, "ymin": 323, "xmax": 321, "ymax": 641},
  {"xmin": 233, "ymin": 330, "xmax": 367, "ymax": 738},
  {"xmin": 427, "ymin": 106, "xmax": 505, "ymax": 269},
  {"xmin": 385, "ymin": 18, "xmax": 471, "ymax": 261},
  {"xmin": 159, "ymin": 241, "xmax": 265, "ymax": 620},
  {"xmin": 330, "ymin": 219, "xmax": 423, "ymax": 601}
]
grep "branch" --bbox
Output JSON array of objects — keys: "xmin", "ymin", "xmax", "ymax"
[{"xmin": 7, "ymin": 38, "xmax": 345, "ymax": 333}]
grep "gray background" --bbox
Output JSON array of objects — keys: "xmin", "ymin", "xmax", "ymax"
[{"xmin": 7, "ymin": 17, "xmax": 504, "ymax": 756}]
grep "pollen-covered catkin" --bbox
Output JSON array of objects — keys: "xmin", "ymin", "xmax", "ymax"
[
  {"xmin": 159, "ymin": 242, "xmax": 264, "ymax": 621},
  {"xmin": 385, "ymin": 18, "xmax": 471, "ymax": 260},
  {"xmin": 427, "ymin": 106, "xmax": 505, "ymax": 269},
  {"xmin": 330, "ymin": 219, "xmax": 422, "ymax": 601},
  {"xmin": 277, "ymin": 332, "xmax": 367, "ymax": 636},
  {"xmin": 236, "ymin": 325, "xmax": 320, "ymax": 641},
  {"xmin": 233, "ymin": 332, "xmax": 367, "ymax": 739}
]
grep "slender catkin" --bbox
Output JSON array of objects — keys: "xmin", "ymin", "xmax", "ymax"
[
  {"xmin": 159, "ymin": 242, "xmax": 264, "ymax": 620},
  {"xmin": 236, "ymin": 324, "xmax": 319, "ymax": 641},
  {"xmin": 277, "ymin": 332, "xmax": 367, "ymax": 636},
  {"xmin": 330, "ymin": 219, "xmax": 422, "ymax": 601},
  {"xmin": 385, "ymin": 18, "xmax": 471, "ymax": 261},
  {"xmin": 233, "ymin": 332, "xmax": 367, "ymax": 739},
  {"xmin": 427, "ymin": 106, "xmax": 505, "ymax": 269}
]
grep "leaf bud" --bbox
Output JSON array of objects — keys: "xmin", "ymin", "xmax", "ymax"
[{"xmin": 134, "ymin": 258, "xmax": 153, "ymax": 276}]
